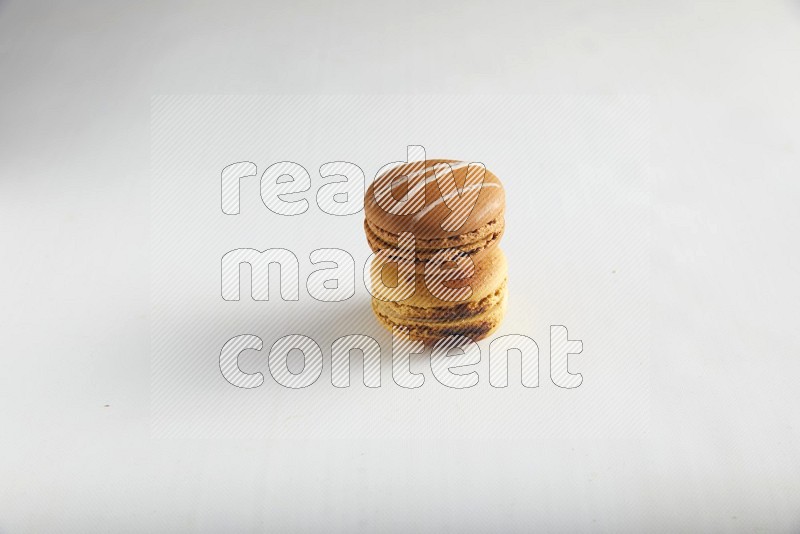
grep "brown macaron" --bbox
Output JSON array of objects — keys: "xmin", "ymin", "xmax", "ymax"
[
  {"xmin": 364, "ymin": 159, "xmax": 505, "ymax": 263},
  {"xmin": 371, "ymin": 247, "xmax": 508, "ymax": 343}
]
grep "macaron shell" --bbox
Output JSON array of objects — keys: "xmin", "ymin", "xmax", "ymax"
[
  {"xmin": 364, "ymin": 159, "xmax": 505, "ymax": 241},
  {"xmin": 371, "ymin": 247, "xmax": 507, "ymax": 309}
]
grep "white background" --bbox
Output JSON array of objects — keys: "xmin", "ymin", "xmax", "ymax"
[
  {"xmin": 1, "ymin": 1, "xmax": 799, "ymax": 532},
  {"xmin": 150, "ymin": 95, "xmax": 650, "ymax": 440}
]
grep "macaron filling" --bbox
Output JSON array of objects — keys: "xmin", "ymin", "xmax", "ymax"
[
  {"xmin": 374, "ymin": 279, "xmax": 507, "ymax": 323},
  {"xmin": 372, "ymin": 292, "xmax": 506, "ymax": 342},
  {"xmin": 365, "ymin": 216, "xmax": 504, "ymax": 260}
]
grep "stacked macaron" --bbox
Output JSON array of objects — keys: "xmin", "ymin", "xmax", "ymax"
[{"xmin": 365, "ymin": 159, "xmax": 507, "ymax": 342}]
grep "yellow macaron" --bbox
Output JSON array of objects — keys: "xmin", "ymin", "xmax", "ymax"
[{"xmin": 370, "ymin": 247, "xmax": 508, "ymax": 343}]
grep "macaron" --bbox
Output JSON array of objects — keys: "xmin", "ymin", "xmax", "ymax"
[
  {"xmin": 370, "ymin": 247, "xmax": 508, "ymax": 343},
  {"xmin": 364, "ymin": 159, "xmax": 505, "ymax": 263}
]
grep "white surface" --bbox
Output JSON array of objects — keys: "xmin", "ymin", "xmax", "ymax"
[
  {"xmin": 1, "ymin": 1, "xmax": 799, "ymax": 532},
  {"xmin": 150, "ymin": 94, "xmax": 651, "ymax": 440}
]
